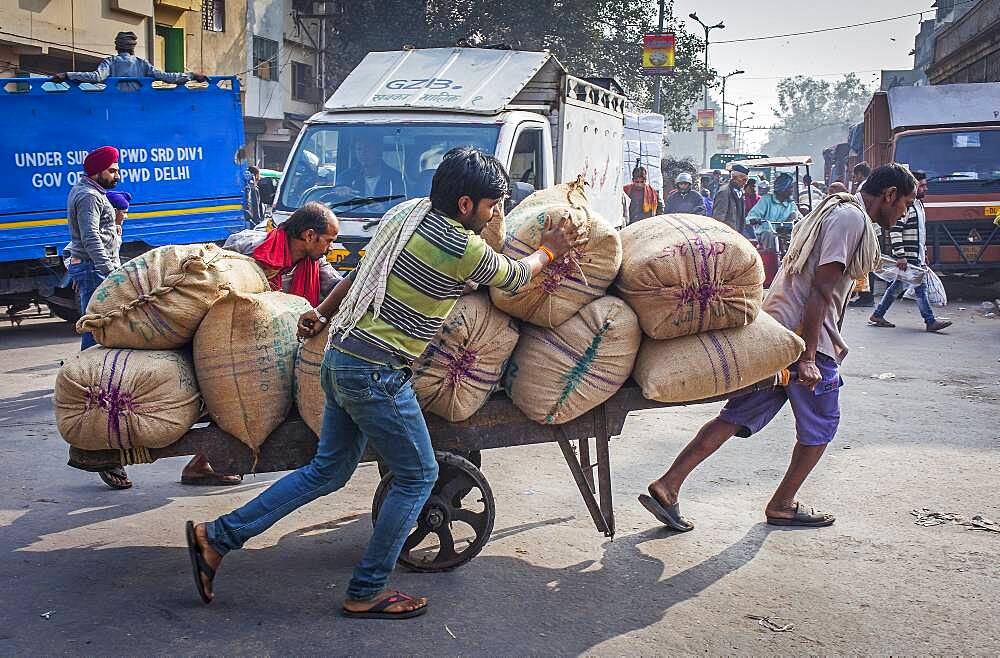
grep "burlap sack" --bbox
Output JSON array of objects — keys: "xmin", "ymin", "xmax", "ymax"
[
  {"xmin": 194, "ymin": 291, "xmax": 311, "ymax": 450},
  {"xmin": 54, "ymin": 347, "xmax": 201, "ymax": 451},
  {"xmin": 294, "ymin": 327, "xmax": 328, "ymax": 436},
  {"xmin": 480, "ymin": 205, "xmax": 506, "ymax": 252},
  {"xmin": 77, "ymin": 243, "xmax": 269, "ymax": 349},
  {"xmin": 490, "ymin": 180, "xmax": 622, "ymax": 328},
  {"xmin": 505, "ymin": 296, "xmax": 640, "ymax": 425},
  {"xmin": 617, "ymin": 214, "xmax": 764, "ymax": 340},
  {"xmin": 632, "ymin": 310, "xmax": 805, "ymax": 403},
  {"xmin": 412, "ymin": 292, "xmax": 519, "ymax": 422}
]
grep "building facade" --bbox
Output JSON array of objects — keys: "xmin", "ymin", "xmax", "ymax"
[
  {"xmin": 926, "ymin": 0, "xmax": 1000, "ymax": 85},
  {"xmin": 0, "ymin": 0, "xmax": 324, "ymax": 169}
]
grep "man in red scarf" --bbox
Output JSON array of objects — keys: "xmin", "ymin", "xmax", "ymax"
[
  {"xmin": 174, "ymin": 202, "xmax": 340, "ymax": 485},
  {"xmin": 624, "ymin": 166, "xmax": 663, "ymax": 223},
  {"xmin": 223, "ymin": 202, "xmax": 341, "ymax": 304}
]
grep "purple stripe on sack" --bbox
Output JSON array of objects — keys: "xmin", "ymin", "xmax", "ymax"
[
  {"xmin": 529, "ymin": 330, "xmax": 622, "ymax": 388},
  {"xmin": 696, "ymin": 334, "xmax": 721, "ymax": 393},
  {"xmin": 507, "ymin": 236, "xmax": 597, "ymax": 290},
  {"xmin": 719, "ymin": 331, "xmax": 742, "ymax": 383},
  {"xmin": 124, "ymin": 261, "xmax": 187, "ymax": 342},
  {"xmin": 86, "ymin": 349, "xmax": 139, "ymax": 449},
  {"xmin": 661, "ymin": 216, "xmax": 735, "ymax": 333},
  {"xmin": 707, "ymin": 331, "xmax": 732, "ymax": 389},
  {"xmin": 426, "ymin": 344, "xmax": 501, "ymax": 387}
]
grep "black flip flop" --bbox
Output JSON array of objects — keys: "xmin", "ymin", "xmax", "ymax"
[
  {"xmin": 185, "ymin": 521, "xmax": 216, "ymax": 604},
  {"xmin": 638, "ymin": 494, "xmax": 694, "ymax": 532},
  {"xmin": 766, "ymin": 502, "xmax": 835, "ymax": 528},
  {"xmin": 99, "ymin": 466, "xmax": 132, "ymax": 490},
  {"xmin": 342, "ymin": 592, "xmax": 428, "ymax": 620}
]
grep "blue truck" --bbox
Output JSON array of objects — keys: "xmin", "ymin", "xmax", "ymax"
[{"xmin": 0, "ymin": 76, "xmax": 248, "ymax": 321}]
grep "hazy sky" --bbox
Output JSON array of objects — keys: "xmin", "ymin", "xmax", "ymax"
[{"xmin": 668, "ymin": 0, "xmax": 928, "ymax": 150}]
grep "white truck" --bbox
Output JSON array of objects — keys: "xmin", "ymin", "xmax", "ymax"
[{"xmin": 270, "ymin": 47, "xmax": 627, "ymax": 268}]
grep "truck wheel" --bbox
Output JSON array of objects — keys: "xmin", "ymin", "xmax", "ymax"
[{"xmin": 371, "ymin": 451, "xmax": 495, "ymax": 572}]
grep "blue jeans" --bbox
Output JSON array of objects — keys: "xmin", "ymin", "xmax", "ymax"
[
  {"xmin": 65, "ymin": 260, "xmax": 105, "ymax": 350},
  {"xmin": 206, "ymin": 348, "xmax": 438, "ymax": 601},
  {"xmin": 874, "ymin": 278, "xmax": 936, "ymax": 325}
]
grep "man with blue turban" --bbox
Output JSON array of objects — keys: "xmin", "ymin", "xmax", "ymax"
[{"xmin": 746, "ymin": 172, "xmax": 801, "ymax": 254}]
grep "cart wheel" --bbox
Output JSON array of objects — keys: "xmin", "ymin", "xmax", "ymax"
[
  {"xmin": 371, "ymin": 451, "xmax": 495, "ymax": 572},
  {"xmin": 377, "ymin": 449, "xmax": 480, "ymax": 479}
]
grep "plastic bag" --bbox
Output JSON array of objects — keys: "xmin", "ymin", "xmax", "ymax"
[{"xmin": 904, "ymin": 268, "xmax": 947, "ymax": 307}]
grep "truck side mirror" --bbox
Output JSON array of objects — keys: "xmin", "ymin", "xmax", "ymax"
[{"xmin": 505, "ymin": 181, "xmax": 535, "ymax": 214}]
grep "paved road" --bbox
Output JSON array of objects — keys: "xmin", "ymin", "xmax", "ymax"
[{"xmin": 1, "ymin": 302, "xmax": 998, "ymax": 655}]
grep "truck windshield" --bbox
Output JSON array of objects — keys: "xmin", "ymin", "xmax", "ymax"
[
  {"xmin": 275, "ymin": 123, "xmax": 501, "ymax": 216},
  {"xmin": 894, "ymin": 130, "xmax": 1000, "ymax": 190}
]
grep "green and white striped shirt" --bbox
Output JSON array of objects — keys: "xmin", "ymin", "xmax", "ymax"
[{"xmin": 332, "ymin": 207, "xmax": 531, "ymax": 365}]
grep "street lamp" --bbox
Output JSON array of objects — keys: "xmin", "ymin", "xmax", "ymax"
[
  {"xmin": 719, "ymin": 70, "xmax": 744, "ymax": 138},
  {"xmin": 724, "ymin": 100, "xmax": 753, "ymax": 151},
  {"xmin": 736, "ymin": 113, "xmax": 755, "ymax": 152},
  {"xmin": 689, "ymin": 12, "xmax": 725, "ymax": 168}
]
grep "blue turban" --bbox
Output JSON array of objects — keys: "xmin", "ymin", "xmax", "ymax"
[
  {"xmin": 106, "ymin": 191, "xmax": 132, "ymax": 211},
  {"xmin": 773, "ymin": 173, "xmax": 795, "ymax": 194}
]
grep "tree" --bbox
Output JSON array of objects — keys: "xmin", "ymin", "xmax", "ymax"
[
  {"xmin": 323, "ymin": 1, "xmax": 711, "ymax": 130},
  {"xmin": 762, "ymin": 74, "xmax": 873, "ymax": 172}
]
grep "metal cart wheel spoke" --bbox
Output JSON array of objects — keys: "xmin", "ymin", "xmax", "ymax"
[{"xmin": 372, "ymin": 451, "xmax": 495, "ymax": 572}]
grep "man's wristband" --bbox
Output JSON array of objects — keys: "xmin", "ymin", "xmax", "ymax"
[{"xmin": 538, "ymin": 245, "xmax": 556, "ymax": 263}]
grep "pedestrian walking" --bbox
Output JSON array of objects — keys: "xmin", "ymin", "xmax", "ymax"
[
  {"xmin": 64, "ymin": 146, "xmax": 132, "ymax": 489},
  {"xmin": 185, "ymin": 147, "xmax": 586, "ymax": 618},
  {"xmin": 868, "ymin": 171, "xmax": 952, "ymax": 332},
  {"xmin": 624, "ymin": 166, "xmax": 663, "ymax": 222},
  {"xmin": 711, "ymin": 164, "xmax": 749, "ymax": 233},
  {"xmin": 639, "ymin": 164, "xmax": 916, "ymax": 532}
]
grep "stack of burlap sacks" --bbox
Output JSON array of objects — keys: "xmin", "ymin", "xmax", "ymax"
[
  {"xmin": 617, "ymin": 214, "xmax": 805, "ymax": 402},
  {"xmin": 53, "ymin": 243, "xmax": 313, "ymax": 458},
  {"xmin": 298, "ymin": 181, "xmax": 804, "ymax": 435},
  {"xmin": 54, "ymin": 185, "xmax": 807, "ymax": 458}
]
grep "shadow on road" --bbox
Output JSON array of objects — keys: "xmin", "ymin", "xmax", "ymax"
[
  {"xmin": 0, "ymin": 388, "xmax": 56, "ymax": 425},
  {"xmin": 0, "ymin": 497, "xmax": 775, "ymax": 655},
  {"xmin": 0, "ymin": 316, "xmax": 77, "ymax": 350}
]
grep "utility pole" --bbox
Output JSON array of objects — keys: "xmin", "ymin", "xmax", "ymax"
[
  {"xmin": 653, "ymin": 0, "xmax": 666, "ymax": 114},
  {"xmin": 689, "ymin": 13, "xmax": 725, "ymax": 169},
  {"xmin": 719, "ymin": 70, "xmax": 744, "ymax": 148},
  {"xmin": 725, "ymin": 101, "xmax": 753, "ymax": 153}
]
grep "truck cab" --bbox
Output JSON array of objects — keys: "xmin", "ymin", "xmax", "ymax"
[
  {"xmin": 866, "ymin": 83, "xmax": 1000, "ymax": 281},
  {"xmin": 271, "ymin": 48, "xmax": 627, "ymax": 269}
]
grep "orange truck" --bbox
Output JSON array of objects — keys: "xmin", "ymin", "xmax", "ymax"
[{"xmin": 863, "ymin": 83, "xmax": 1000, "ymax": 283}]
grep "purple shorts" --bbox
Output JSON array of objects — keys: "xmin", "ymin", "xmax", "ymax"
[{"xmin": 719, "ymin": 354, "xmax": 843, "ymax": 446}]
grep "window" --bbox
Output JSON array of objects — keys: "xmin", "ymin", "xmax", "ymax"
[
  {"xmin": 276, "ymin": 123, "xmax": 501, "ymax": 215},
  {"xmin": 509, "ymin": 127, "xmax": 544, "ymax": 190},
  {"xmin": 253, "ymin": 36, "xmax": 279, "ymax": 81},
  {"xmin": 292, "ymin": 61, "xmax": 314, "ymax": 101},
  {"xmin": 202, "ymin": 0, "xmax": 225, "ymax": 32}
]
